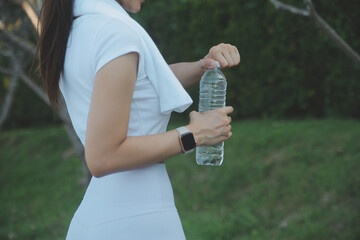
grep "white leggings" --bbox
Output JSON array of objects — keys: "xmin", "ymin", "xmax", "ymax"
[{"xmin": 66, "ymin": 164, "xmax": 186, "ymax": 240}]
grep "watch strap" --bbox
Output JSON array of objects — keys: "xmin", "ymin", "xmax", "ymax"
[
  {"xmin": 176, "ymin": 126, "xmax": 195, "ymax": 154},
  {"xmin": 176, "ymin": 126, "xmax": 191, "ymax": 136}
]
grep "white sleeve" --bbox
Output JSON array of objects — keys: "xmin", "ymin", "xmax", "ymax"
[{"xmin": 92, "ymin": 18, "xmax": 144, "ymax": 75}]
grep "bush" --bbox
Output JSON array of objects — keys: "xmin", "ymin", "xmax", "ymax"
[
  {"xmin": 1, "ymin": 0, "xmax": 359, "ymax": 130},
  {"xmin": 134, "ymin": 0, "xmax": 360, "ymax": 118}
]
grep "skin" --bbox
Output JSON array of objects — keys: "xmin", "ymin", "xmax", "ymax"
[
  {"xmin": 169, "ymin": 43, "xmax": 241, "ymax": 89},
  {"xmin": 85, "ymin": 0, "xmax": 240, "ymax": 177},
  {"xmin": 116, "ymin": 0, "xmax": 241, "ymax": 88},
  {"xmin": 116, "ymin": 0, "xmax": 145, "ymax": 13}
]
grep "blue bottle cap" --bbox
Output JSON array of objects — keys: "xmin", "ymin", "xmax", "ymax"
[{"xmin": 216, "ymin": 61, "xmax": 221, "ymax": 68}]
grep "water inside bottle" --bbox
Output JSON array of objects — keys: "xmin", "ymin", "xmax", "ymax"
[{"xmin": 196, "ymin": 62, "xmax": 227, "ymax": 166}]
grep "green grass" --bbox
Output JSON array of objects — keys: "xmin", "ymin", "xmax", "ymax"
[
  {"xmin": 1, "ymin": 120, "xmax": 360, "ymax": 239},
  {"xmin": 0, "ymin": 126, "xmax": 85, "ymax": 240}
]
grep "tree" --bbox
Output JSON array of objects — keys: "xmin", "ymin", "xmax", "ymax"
[
  {"xmin": 268, "ymin": 0, "xmax": 360, "ymax": 67},
  {"xmin": 0, "ymin": 0, "xmax": 90, "ymax": 186}
]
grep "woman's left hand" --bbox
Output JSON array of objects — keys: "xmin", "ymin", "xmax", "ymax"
[{"xmin": 200, "ymin": 43, "xmax": 240, "ymax": 70}]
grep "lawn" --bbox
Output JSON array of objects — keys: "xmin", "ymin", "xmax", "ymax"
[{"xmin": 0, "ymin": 119, "xmax": 359, "ymax": 239}]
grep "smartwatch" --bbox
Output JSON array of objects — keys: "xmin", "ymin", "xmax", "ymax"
[{"xmin": 176, "ymin": 126, "xmax": 196, "ymax": 154}]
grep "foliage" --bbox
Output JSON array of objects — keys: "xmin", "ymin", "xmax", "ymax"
[
  {"xmin": 1, "ymin": 120, "xmax": 359, "ymax": 239},
  {"xmin": 1, "ymin": 0, "xmax": 360, "ymax": 130},
  {"xmin": 134, "ymin": 0, "xmax": 360, "ymax": 118},
  {"xmin": 0, "ymin": 0, "xmax": 57, "ymax": 129}
]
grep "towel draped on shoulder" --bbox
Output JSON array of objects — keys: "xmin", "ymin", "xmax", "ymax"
[{"xmin": 73, "ymin": 0, "xmax": 193, "ymax": 114}]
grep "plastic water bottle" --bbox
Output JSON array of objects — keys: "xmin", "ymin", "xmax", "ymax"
[{"xmin": 196, "ymin": 61, "xmax": 227, "ymax": 166}]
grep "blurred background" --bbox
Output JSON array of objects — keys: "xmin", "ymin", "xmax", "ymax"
[{"xmin": 0, "ymin": 0, "xmax": 359, "ymax": 239}]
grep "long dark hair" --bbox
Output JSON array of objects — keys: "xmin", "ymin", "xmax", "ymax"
[{"xmin": 37, "ymin": 0, "xmax": 74, "ymax": 110}]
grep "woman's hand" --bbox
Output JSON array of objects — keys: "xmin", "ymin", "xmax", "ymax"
[
  {"xmin": 200, "ymin": 43, "xmax": 241, "ymax": 71},
  {"xmin": 186, "ymin": 106, "xmax": 233, "ymax": 146},
  {"xmin": 169, "ymin": 43, "xmax": 239, "ymax": 88}
]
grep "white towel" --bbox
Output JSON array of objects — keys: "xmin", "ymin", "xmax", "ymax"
[{"xmin": 73, "ymin": 0, "xmax": 193, "ymax": 114}]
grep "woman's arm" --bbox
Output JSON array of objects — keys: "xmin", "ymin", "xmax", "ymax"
[
  {"xmin": 86, "ymin": 52, "xmax": 183, "ymax": 177},
  {"xmin": 85, "ymin": 52, "xmax": 233, "ymax": 178},
  {"xmin": 170, "ymin": 43, "xmax": 241, "ymax": 89},
  {"xmin": 169, "ymin": 61, "xmax": 207, "ymax": 89}
]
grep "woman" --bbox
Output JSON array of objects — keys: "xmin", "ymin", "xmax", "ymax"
[{"xmin": 37, "ymin": 0, "xmax": 240, "ymax": 239}]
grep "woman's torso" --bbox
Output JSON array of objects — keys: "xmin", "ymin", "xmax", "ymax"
[
  {"xmin": 60, "ymin": 14, "xmax": 176, "ymax": 226},
  {"xmin": 60, "ymin": 14, "xmax": 172, "ymax": 147}
]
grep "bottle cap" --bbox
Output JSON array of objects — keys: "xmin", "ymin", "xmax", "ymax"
[{"xmin": 216, "ymin": 61, "xmax": 221, "ymax": 69}]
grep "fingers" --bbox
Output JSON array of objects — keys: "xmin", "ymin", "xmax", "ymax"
[
  {"xmin": 205, "ymin": 43, "xmax": 240, "ymax": 69},
  {"xmin": 231, "ymin": 45, "xmax": 241, "ymax": 65},
  {"xmin": 222, "ymin": 49, "xmax": 235, "ymax": 67},
  {"xmin": 223, "ymin": 124, "xmax": 232, "ymax": 135},
  {"xmin": 221, "ymin": 106, "xmax": 234, "ymax": 115},
  {"xmin": 200, "ymin": 58, "xmax": 218, "ymax": 70},
  {"xmin": 216, "ymin": 130, "xmax": 232, "ymax": 144},
  {"xmin": 188, "ymin": 106, "xmax": 234, "ymax": 146},
  {"xmin": 225, "ymin": 44, "xmax": 239, "ymax": 66},
  {"xmin": 212, "ymin": 49, "xmax": 228, "ymax": 68}
]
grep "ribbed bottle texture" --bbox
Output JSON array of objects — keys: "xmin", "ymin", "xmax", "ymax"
[{"xmin": 196, "ymin": 62, "xmax": 227, "ymax": 166}]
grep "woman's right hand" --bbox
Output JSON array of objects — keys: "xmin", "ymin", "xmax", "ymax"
[{"xmin": 186, "ymin": 106, "xmax": 233, "ymax": 146}]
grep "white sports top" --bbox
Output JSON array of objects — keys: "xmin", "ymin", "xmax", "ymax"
[
  {"xmin": 61, "ymin": 4, "xmax": 189, "ymax": 238},
  {"xmin": 60, "ymin": 14, "xmax": 185, "ymax": 146}
]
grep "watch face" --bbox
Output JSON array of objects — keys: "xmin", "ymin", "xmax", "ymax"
[{"xmin": 182, "ymin": 132, "xmax": 196, "ymax": 151}]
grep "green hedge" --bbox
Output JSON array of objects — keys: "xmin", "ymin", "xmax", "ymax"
[
  {"xmin": 1, "ymin": 0, "xmax": 359, "ymax": 129},
  {"xmin": 135, "ymin": 0, "xmax": 360, "ymax": 118}
]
